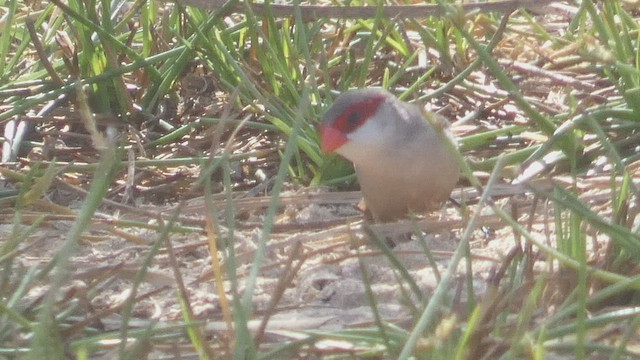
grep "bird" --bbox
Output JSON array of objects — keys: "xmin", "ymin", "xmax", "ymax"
[{"xmin": 320, "ymin": 88, "xmax": 460, "ymax": 222}]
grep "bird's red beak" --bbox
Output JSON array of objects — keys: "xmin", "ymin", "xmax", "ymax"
[{"xmin": 320, "ymin": 124, "xmax": 348, "ymax": 153}]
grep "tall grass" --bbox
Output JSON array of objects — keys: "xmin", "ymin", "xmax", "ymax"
[{"xmin": 1, "ymin": 0, "xmax": 640, "ymax": 358}]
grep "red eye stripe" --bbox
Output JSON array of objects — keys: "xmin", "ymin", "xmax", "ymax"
[{"xmin": 334, "ymin": 96, "xmax": 385, "ymax": 134}]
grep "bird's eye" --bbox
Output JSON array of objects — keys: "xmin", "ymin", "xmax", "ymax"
[
  {"xmin": 334, "ymin": 96, "xmax": 383, "ymax": 134},
  {"xmin": 345, "ymin": 111, "xmax": 360, "ymax": 131}
]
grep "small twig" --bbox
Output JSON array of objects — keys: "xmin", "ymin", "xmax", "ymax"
[
  {"xmin": 498, "ymin": 59, "xmax": 598, "ymax": 92},
  {"xmin": 25, "ymin": 19, "xmax": 65, "ymax": 87},
  {"xmin": 61, "ymin": 286, "xmax": 169, "ymax": 337},
  {"xmin": 171, "ymin": 0, "xmax": 559, "ymax": 19},
  {"xmin": 165, "ymin": 218, "xmax": 217, "ymax": 358},
  {"xmin": 254, "ymin": 241, "xmax": 306, "ymax": 346}
]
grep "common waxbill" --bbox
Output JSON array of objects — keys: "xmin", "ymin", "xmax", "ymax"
[{"xmin": 320, "ymin": 89, "xmax": 459, "ymax": 222}]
